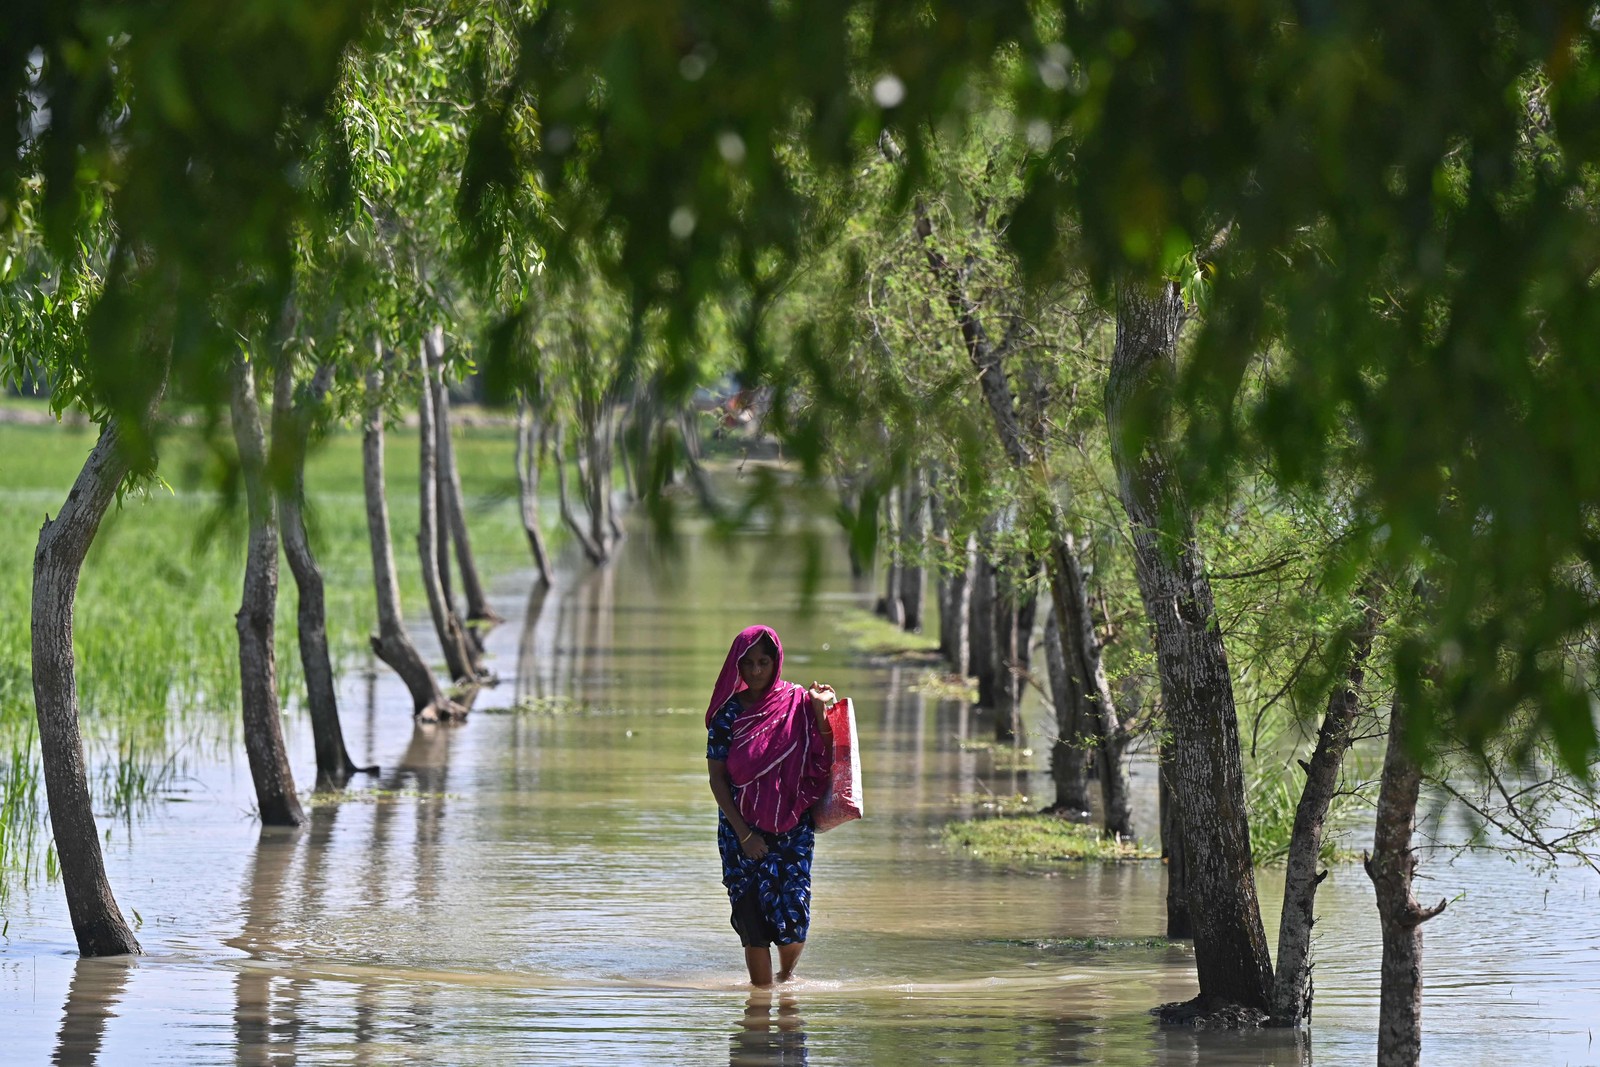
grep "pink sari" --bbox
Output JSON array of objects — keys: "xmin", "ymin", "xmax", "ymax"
[{"xmin": 706, "ymin": 625, "xmax": 832, "ymax": 834}]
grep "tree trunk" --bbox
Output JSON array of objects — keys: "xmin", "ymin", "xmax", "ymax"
[
  {"xmin": 1047, "ymin": 536, "xmax": 1135, "ymax": 840},
  {"xmin": 361, "ymin": 356, "xmax": 451, "ymax": 721},
  {"xmin": 272, "ymin": 360, "xmax": 364, "ymax": 786},
  {"xmin": 1366, "ymin": 694, "xmax": 1447, "ymax": 1066},
  {"xmin": 908, "ymin": 193, "xmax": 1131, "ymax": 840},
  {"xmin": 969, "ymin": 549, "xmax": 997, "ymax": 706},
  {"xmin": 879, "ymin": 486, "xmax": 905, "ymax": 627},
  {"xmin": 1271, "ymin": 592, "xmax": 1381, "ymax": 1025},
  {"xmin": 1159, "ymin": 735, "xmax": 1193, "ymax": 939},
  {"xmin": 900, "ymin": 471, "xmax": 927, "ymax": 632},
  {"xmin": 229, "ymin": 356, "xmax": 304, "ymax": 828},
  {"xmin": 431, "ymin": 345, "xmax": 500, "ymax": 624},
  {"xmin": 32, "ymin": 420, "xmax": 144, "ymax": 956},
  {"xmin": 1107, "ymin": 277, "xmax": 1271, "ymax": 1017},
  {"xmin": 992, "ymin": 554, "xmax": 1039, "ymax": 743},
  {"xmin": 555, "ymin": 422, "xmax": 609, "ymax": 565},
  {"xmin": 515, "ymin": 397, "xmax": 555, "ymax": 587},
  {"xmin": 417, "ymin": 330, "xmax": 479, "ymax": 685},
  {"xmin": 1042, "ymin": 608, "xmax": 1093, "ymax": 816}
]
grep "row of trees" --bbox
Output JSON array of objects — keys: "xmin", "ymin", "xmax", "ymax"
[{"xmin": 8, "ymin": 2, "xmax": 1600, "ymax": 1064}]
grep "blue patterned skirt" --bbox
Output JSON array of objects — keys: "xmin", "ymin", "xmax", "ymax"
[{"xmin": 717, "ymin": 809, "xmax": 815, "ymax": 946}]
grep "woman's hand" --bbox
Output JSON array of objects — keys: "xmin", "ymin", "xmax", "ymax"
[
  {"xmin": 740, "ymin": 831, "xmax": 769, "ymax": 861},
  {"xmin": 807, "ymin": 682, "xmax": 838, "ymax": 711}
]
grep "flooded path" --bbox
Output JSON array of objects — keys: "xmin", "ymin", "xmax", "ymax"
[{"xmin": 2, "ymin": 525, "xmax": 1596, "ymax": 1064}]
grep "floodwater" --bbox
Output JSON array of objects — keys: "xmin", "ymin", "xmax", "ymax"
[{"xmin": 2, "ymin": 523, "xmax": 1598, "ymax": 1066}]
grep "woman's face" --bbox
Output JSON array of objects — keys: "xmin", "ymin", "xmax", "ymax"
[{"xmin": 737, "ymin": 646, "xmax": 776, "ymax": 693}]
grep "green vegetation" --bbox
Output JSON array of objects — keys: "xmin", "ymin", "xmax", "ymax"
[
  {"xmin": 0, "ymin": 420, "xmax": 540, "ymax": 886},
  {"xmin": 942, "ymin": 815, "xmax": 1157, "ymax": 864}
]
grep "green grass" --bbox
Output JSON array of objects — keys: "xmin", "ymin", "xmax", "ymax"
[
  {"xmin": 0, "ymin": 418, "xmax": 550, "ymax": 888},
  {"xmin": 942, "ymin": 814, "xmax": 1157, "ymax": 864}
]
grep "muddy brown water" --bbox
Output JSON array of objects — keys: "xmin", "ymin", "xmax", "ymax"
[{"xmin": 2, "ymin": 526, "xmax": 1596, "ymax": 1065}]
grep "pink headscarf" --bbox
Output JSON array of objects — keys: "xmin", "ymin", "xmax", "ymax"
[{"xmin": 707, "ymin": 625, "xmax": 832, "ymax": 834}]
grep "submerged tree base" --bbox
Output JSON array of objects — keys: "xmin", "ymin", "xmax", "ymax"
[{"xmin": 1153, "ymin": 994, "xmax": 1270, "ymax": 1030}]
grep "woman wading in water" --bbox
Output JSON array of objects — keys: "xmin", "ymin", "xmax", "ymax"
[{"xmin": 706, "ymin": 625, "xmax": 837, "ymax": 986}]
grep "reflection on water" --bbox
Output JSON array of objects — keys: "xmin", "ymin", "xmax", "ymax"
[
  {"xmin": 730, "ymin": 991, "xmax": 808, "ymax": 1067},
  {"xmin": 1, "ymin": 523, "xmax": 1596, "ymax": 1064}
]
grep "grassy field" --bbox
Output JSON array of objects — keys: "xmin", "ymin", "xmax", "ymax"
[{"xmin": 0, "ymin": 416, "xmax": 544, "ymax": 889}]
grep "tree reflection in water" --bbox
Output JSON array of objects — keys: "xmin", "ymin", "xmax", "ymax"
[
  {"xmin": 729, "ymin": 989, "xmax": 808, "ymax": 1067},
  {"xmin": 52, "ymin": 955, "xmax": 134, "ymax": 1066}
]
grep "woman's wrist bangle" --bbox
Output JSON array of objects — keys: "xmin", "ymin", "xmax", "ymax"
[{"xmin": 739, "ymin": 829, "xmax": 755, "ymax": 843}]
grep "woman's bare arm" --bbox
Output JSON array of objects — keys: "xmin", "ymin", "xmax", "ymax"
[{"xmin": 709, "ymin": 759, "xmax": 767, "ymax": 860}]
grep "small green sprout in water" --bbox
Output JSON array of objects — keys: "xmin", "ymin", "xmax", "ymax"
[{"xmin": 943, "ymin": 815, "xmax": 1157, "ymax": 863}]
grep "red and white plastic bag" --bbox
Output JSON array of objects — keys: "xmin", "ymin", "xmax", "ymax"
[{"xmin": 813, "ymin": 698, "xmax": 864, "ymax": 832}]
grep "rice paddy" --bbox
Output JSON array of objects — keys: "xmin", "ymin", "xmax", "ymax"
[{"xmin": 0, "ymin": 414, "xmax": 541, "ymax": 892}]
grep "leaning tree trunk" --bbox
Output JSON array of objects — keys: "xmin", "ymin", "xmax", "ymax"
[
  {"xmin": 1107, "ymin": 277, "xmax": 1271, "ymax": 1017},
  {"xmin": 515, "ymin": 397, "xmax": 555, "ymax": 588},
  {"xmin": 229, "ymin": 356, "xmax": 304, "ymax": 828},
  {"xmin": 417, "ymin": 331, "xmax": 479, "ymax": 685},
  {"xmin": 1271, "ymin": 592, "xmax": 1381, "ymax": 1026},
  {"xmin": 1366, "ymin": 693, "xmax": 1447, "ymax": 1066},
  {"xmin": 555, "ymin": 422, "xmax": 607, "ymax": 565},
  {"xmin": 32, "ymin": 419, "xmax": 144, "ymax": 956},
  {"xmin": 1042, "ymin": 608, "xmax": 1093, "ymax": 816},
  {"xmin": 272, "ymin": 360, "xmax": 363, "ymax": 786},
  {"xmin": 431, "ymin": 346, "xmax": 500, "ymax": 624},
  {"xmin": 362, "ymin": 357, "xmax": 451, "ymax": 721}
]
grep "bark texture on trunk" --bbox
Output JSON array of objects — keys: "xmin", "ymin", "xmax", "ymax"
[
  {"xmin": 432, "ymin": 352, "xmax": 500, "ymax": 624},
  {"xmin": 515, "ymin": 398, "xmax": 555, "ymax": 587},
  {"xmin": 1159, "ymin": 736, "xmax": 1194, "ymax": 938},
  {"xmin": 229, "ymin": 356, "xmax": 304, "ymax": 828},
  {"xmin": 273, "ymin": 361, "xmax": 362, "ymax": 785},
  {"xmin": 417, "ymin": 330, "xmax": 479, "ymax": 685},
  {"xmin": 362, "ymin": 358, "xmax": 449, "ymax": 720},
  {"xmin": 1366, "ymin": 696, "xmax": 1447, "ymax": 1067},
  {"xmin": 1107, "ymin": 277, "xmax": 1271, "ymax": 1015},
  {"xmin": 1271, "ymin": 593, "xmax": 1381, "ymax": 1025},
  {"xmin": 1043, "ymin": 608, "xmax": 1093, "ymax": 815},
  {"xmin": 32, "ymin": 420, "xmax": 144, "ymax": 956}
]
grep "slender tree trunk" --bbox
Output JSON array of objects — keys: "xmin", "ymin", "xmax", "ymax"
[
  {"xmin": 879, "ymin": 488, "xmax": 905, "ymax": 627},
  {"xmin": 1366, "ymin": 694, "xmax": 1447, "ymax": 1066},
  {"xmin": 555, "ymin": 422, "xmax": 607, "ymax": 565},
  {"xmin": 32, "ymin": 420, "xmax": 144, "ymax": 956},
  {"xmin": 969, "ymin": 549, "xmax": 997, "ymax": 706},
  {"xmin": 361, "ymin": 356, "xmax": 450, "ymax": 721},
  {"xmin": 836, "ymin": 475, "xmax": 868, "ymax": 582},
  {"xmin": 1043, "ymin": 608, "xmax": 1093, "ymax": 815},
  {"xmin": 1107, "ymin": 277, "xmax": 1271, "ymax": 1018},
  {"xmin": 272, "ymin": 361, "xmax": 363, "ymax": 786},
  {"xmin": 229, "ymin": 356, "xmax": 304, "ymax": 828},
  {"xmin": 417, "ymin": 330, "xmax": 479, "ymax": 685},
  {"xmin": 431, "ymin": 348, "xmax": 500, "ymax": 624},
  {"xmin": 515, "ymin": 398, "xmax": 555, "ymax": 588},
  {"xmin": 1048, "ymin": 536, "xmax": 1135, "ymax": 840},
  {"xmin": 1271, "ymin": 592, "xmax": 1382, "ymax": 1025},
  {"xmin": 901, "ymin": 471, "xmax": 927, "ymax": 632},
  {"xmin": 992, "ymin": 554, "xmax": 1039, "ymax": 742}
]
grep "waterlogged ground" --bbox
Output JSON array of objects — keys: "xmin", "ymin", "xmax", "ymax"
[{"xmin": 2, "ymin": 525, "xmax": 1598, "ymax": 1065}]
